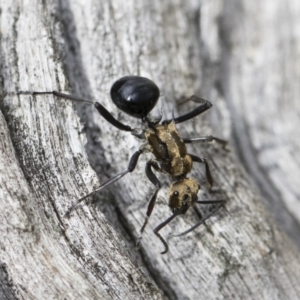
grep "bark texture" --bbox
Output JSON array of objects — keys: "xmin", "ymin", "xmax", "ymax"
[{"xmin": 1, "ymin": 0, "xmax": 300, "ymax": 299}]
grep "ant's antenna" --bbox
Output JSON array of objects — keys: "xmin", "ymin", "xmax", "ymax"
[{"xmin": 170, "ymin": 202, "xmax": 224, "ymax": 237}]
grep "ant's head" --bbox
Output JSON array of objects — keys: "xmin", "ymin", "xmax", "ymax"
[
  {"xmin": 110, "ymin": 76, "xmax": 160, "ymax": 119},
  {"xmin": 168, "ymin": 178, "xmax": 200, "ymax": 214}
]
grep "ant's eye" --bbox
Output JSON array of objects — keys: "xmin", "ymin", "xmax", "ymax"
[
  {"xmin": 110, "ymin": 76, "xmax": 160, "ymax": 119},
  {"xmin": 173, "ymin": 191, "xmax": 179, "ymax": 197}
]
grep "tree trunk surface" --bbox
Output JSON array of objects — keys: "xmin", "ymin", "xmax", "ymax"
[{"xmin": 1, "ymin": 0, "xmax": 300, "ymax": 299}]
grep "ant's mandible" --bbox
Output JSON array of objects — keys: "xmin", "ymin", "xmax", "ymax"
[{"xmin": 31, "ymin": 75, "xmax": 227, "ymax": 254}]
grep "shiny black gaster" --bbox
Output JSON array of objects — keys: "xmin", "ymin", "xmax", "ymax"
[{"xmin": 110, "ymin": 76, "xmax": 160, "ymax": 119}]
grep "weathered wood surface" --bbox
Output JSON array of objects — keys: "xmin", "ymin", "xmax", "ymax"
[{"xmin": 1, "ymin": 0, "xmax": 300, "ymax": 299}]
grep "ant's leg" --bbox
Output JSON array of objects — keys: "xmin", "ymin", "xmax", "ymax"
[
  {"xmin": 171, "ymin": 200, "xmax": 226, "ymax": 237},
  {"xmin": 163, "ymin": 96, "xmax": 212, "ymax": 125},
  {"xmin": 189, "ymin": 153, "xmax": 213, "ymax": 187},
  {"xmin": 183, "ymin": 136, "xmax": 227, "ymax": 148},
  {"xmin": 196, "ymin": 199, "xmax": 227, "ymax": 204},
  {"xmin": 65, "ymin": 149, "xmax": 143, "ymax": 217},
  {"xmin": 177, "ymin": 95, "xmax": 208, "ymax": 105},
  {"xmin": 94, "ymin": 102, "xmax": 132, "ymax": 132},
  {"xmin": 31, "ymin": 91, "xmax": 133, "ymax": 132},
  {"xmin": 136, "ymin": 161, "xmax": 162, "ymax": 247}
]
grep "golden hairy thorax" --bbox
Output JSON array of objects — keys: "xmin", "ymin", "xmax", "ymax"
[{"xmin": 145, "ymin": 122, "xmax": 193, "ymax": 178}]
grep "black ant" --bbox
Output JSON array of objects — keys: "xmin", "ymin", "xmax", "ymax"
[{"xmin": 30, "ymin": 75, "xmax": 227, "ymax": 254}]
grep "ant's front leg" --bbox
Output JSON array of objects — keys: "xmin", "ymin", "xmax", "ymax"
[
  {"xmin": 65, "ymin": 149, "xmax": 143, "ymax": 217},
  {"xmin": 136, "ymin": 161, "xmax": 162, "ymax": 247},
  {"xmin": 163, "ymin": 95, "xmax": 212, "ymax": 125},
  {"xmin": 138, "ymin": 161, "xmax": 186, "ymax": 254},
  {"xmin": 189, "ymin": 153, "xmax": 213, "ymax": 188},
  {"xmin": 31, "ymin": 91, "xmax": 134, "ymax": 133},
  {"xmin": 183, "ymin": 136, "xmax": 227, "ymax": 148}
]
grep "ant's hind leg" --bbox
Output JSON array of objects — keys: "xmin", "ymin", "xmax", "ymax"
[
  {"xmin": 30, "ymin": 91, "xmax": 134, "ymax": 133},
  {"xmin": 163, "ymin": 96, "xmax": 212, "ymax": 125},
  {"xmin": 183, "ymin": 136, "xmax": 227, "ymax": 148},
  {"xmin": 65, "ymin": 149, "xmax": 143, "ymax": 217}
]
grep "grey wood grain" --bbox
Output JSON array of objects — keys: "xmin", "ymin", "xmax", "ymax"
[{"xmin": 1, "ymin": 0, "xmax": 299, "ymax": 299}]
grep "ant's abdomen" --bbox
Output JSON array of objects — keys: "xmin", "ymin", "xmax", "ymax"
[{"xmin": 145, "ymin": 122, "xmax": 193, "ymax": 178}]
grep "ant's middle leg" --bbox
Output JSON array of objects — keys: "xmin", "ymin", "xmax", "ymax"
[
  {"xmin": 163, "ymin": 95, "xmax": 212, "ymax": 125},
  {"xmin": 183, "ymin": 136, "xmax": 227, "ymax": 148},
  {"xmin": 65, "ymin": 149, "xmax": 143, "ymax": 217}
]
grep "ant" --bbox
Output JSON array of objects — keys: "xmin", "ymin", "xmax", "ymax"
[{"xmin": 30, "ymin": 75, "xmax": 227, "ymax": 254}]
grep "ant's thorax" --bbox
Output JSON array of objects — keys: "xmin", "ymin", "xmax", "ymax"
[{"xmin": 144, "ymin": 121, "xmax": 193, "ymax": 179}]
